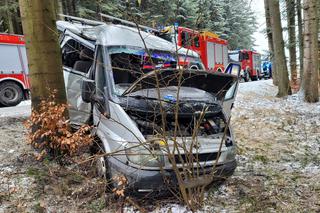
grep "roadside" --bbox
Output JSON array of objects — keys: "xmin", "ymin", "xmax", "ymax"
[
  {"xmin": 206, "ymin": 80, "xmax": 320, "ymax": 212},
  {"xmin": 0, "ymin": 80, "xmax": 319, "ymax": 212},
  {"xmin": 0, "ymin": 100, "xmax": 31, "ymax": 118}
]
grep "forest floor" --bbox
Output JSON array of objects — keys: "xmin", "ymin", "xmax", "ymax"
[{"xmin": 0, "ymin": 79, "xmax": 319, "ymax": 212}]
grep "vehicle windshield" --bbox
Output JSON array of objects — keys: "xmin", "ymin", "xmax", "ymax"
[
  {"xmin": 229, "ymin": 52, "xmax": 239, "ymax": 62},
  {"xmin": 108, "ymin": 46, "xmax": 202, "ymax": 96}
]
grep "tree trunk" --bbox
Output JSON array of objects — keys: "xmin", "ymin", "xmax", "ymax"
[
  {"xmin": 286, "ymin": 0, "xmax": 297, "ymax": 85},
  {"xmin": 61, "ymin": 0, "xmax": 67, "ymax": 15},
  {"xmin": 64, "ymin": 0, "xmax": 77, "ymax": 16},
  {"xmin": 12, "ymin": 6, "xmax": 23, "ymax": 34},
  {"xmin": 96, "ymin": 0, "xmax": 102, "ymax": 20},
  {"xmin": 55, "ymin": 0, "xmax": 64, "ymax": 19},
  {"xmin": 264, "ymin": 0, "xmax": 277, "ymax": 85},
  {"xmin": 268, "ymin": 0, "xmax": 292, "ymax": 97},
  {"xmin": 302, "ymin": 0, "xmax": 319, "ymax": 102},
  {"xmin": 19, "ymin": 0, "xmax": 67, "ymax": 109},
  {"xmin": 297, "ymin": 0, "xmax": 304, "ymax": 87},
  {"xmin": 5, "ymin": 0, "xmax": 14, "ymax": 33}
]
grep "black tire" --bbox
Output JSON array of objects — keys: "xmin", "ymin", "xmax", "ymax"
[
  {"xmin": 244, "ymin": 71, "xmax": 250, "ymax": 82},
  {"xmin": 93, "ymin": 142, "xmax": 117, "ymax": 191},
  {"xmin": 251, "ymin": 76, "xmax": 258, "ymax": 81},
  {"xmin": 243, "ymin": 68, "xmax": 251, "ymax": 82},
  {"xmin": 0, "ymin": 82, "xmax": 24, "ymax": 107},
  {"xmin": 217, "ymin": 68, "xmax": 223, "ymax": 72}
]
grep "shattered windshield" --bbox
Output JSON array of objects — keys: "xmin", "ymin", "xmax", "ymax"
[{"xmin": 108, "ymin": 46, "xmax": 200, "ymax": 96}]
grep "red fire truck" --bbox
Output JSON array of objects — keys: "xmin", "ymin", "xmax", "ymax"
[
  {"xmin": 157, "ymin": 26, "xmax": 229, "ymax": 72},
  {"xmin": 228, "ymin": 49, "xmax": 261, "ymax": 81},
  {"xmin": 0, "ymin": 33, "xmax": 30, "ymax": 107}
]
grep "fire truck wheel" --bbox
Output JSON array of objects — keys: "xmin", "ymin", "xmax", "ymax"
[
  {"xmin": 251, "ymin": 76, "xmax": 258, "ymax": 81},
  {"xmin": 243, "ymin": 72, "xmax": 250, "ymax": 82},
  {"xmin": 0, "ymin": 82, "xmax": 24, "ymax": 107}
]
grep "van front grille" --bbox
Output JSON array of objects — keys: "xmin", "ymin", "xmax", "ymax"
[{"xmin": 173, "ymin": 152, "xmax": 218, "ymax": 164}]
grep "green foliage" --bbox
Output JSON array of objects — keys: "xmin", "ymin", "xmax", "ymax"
[
  {"xmin": 76, "ymin": 0, "xmax": 257, "ymax": 49},
  {"xmin": 0, "ymin": 0, "xmax": 21, "ymax": 33},
  {"xmin": 0, "ymin": 0, "xmax": 257, "ymax": 49}
]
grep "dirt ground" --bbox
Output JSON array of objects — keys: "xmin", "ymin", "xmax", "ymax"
[{"xmin": 0, "ymin": 80, "xmax": 319, "ymax": 212}]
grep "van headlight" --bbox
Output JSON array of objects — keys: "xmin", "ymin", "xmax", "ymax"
[
  {"xmin": 126, "ymin": 146, "xmax": 164, "ymax": 167},
  {"xmin": 226, "ymin": 145, "xmax": 236, "ymax": 161}
]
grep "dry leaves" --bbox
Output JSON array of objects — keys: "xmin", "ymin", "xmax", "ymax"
[
  {"xmin": 24, "ymin": 91, "xmax": 93, "ymax": 159},
  {"xmin": 112, "ymin": 175, "xmax": 128, "ymax": 197}
]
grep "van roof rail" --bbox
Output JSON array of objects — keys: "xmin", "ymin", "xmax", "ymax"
[
  {"xmin": 99, "ymin": 13, "xmax": 158, "ymax": 33},
  {"xmin": 59, "ymin": 14, "xmax": 104, "ymax": 26}
]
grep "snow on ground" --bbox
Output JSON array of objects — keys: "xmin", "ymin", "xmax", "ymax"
[
  {"xmin": 0, "ymin": 100, "xmax": 31, "ymax": 117},
  {"xmin": 0, "ymin": 79, "xmax": 319, "ymax": 212}
]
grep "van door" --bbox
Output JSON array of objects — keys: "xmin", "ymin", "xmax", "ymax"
[
  {"xmin": 223, "ymin": 63, "xmax": 241, "ymax": 118},
  {"xmin": 91, "ymin": 47, "xmax": 112, "ymax": 148},
  {"xmin": 61, "ymin": 35, "xmax": 95, "ymax": 125}
]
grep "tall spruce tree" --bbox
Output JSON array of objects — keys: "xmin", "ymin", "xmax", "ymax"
[
  {"xmin": 268, "ymin": 0, "xmax": 291, "ymax": 97},
  {"xmin": 302, "ymin": 0, "xmax": 319, "ymax": 102}
]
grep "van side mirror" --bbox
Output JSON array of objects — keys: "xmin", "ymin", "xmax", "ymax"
[{"xmin": 81, "ymin": 79, "xmax": 95, "ymax": 103}]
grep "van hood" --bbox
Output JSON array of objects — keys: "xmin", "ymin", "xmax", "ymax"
[
  {"xmin": 120, "ymin": 86, "xmax": 222, "ymax": 118},
  {"xmin": 123, "ymin": 69, "xmax": 238, "ymax": 101},
  {"xmin": 127, "ymin": 86, "xmax": 216, "ymax": 102}
]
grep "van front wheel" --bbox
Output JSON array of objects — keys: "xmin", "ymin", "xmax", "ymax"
[{"xmin": 96, "ymin": 154, "xmax": 119, "ymax": 192}]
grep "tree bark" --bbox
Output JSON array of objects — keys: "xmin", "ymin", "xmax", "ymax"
[
  {"xmin": 12, "ymin": 6, "xmax": 23, "ymax": 34},
  {"xmin": 54, "ymin": 0, "xmax": 64, "ymax": 19},
  {"xmin": 286, "ymin": 0, "xmax": 297, "ymax": 85},
  {"xmin": 268, "ymin": 0, "xmax": 292, "ymax": 97},
  {"xmin": 264, "ymin": 0, "xmax": 277, "ymax": 85},
  {"xmin": 5, "ymin": 0, "xmax": 14, "ymax": 33},
  {"xmin": 64, "ymin": 0, "xmax": 77, "ymax": 16},
  {"xmin": 297, "ymin": 0, "xmax": 304, "ymax": 86},
  {"xmin": 302, "ymin": 0, "xmax": 319, "ymax": 102},
  {"xmin": 19, "ymin": 0, "xmax": 67, "ymax": 109}
]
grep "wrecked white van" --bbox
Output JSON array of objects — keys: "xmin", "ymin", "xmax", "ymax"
[{"xmin": 57, "ymin": 17, "xmax": 240, "ymax": 192}]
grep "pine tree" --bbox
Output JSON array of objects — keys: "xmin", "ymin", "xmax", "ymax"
[
  {"xmin": 302, "ymin": 0, "xmax": 319, "ymax": 102},
  {"xmin": 297, "ymin": 0, "xmax": 304, "ymax": 85},
  {"xmin": 0, "ymin": 0, "xmax": 22, "ymax": 34},
  {"xmin": 268, "ymin": 0, "xmax": 291, "ymax": 97},
  {"xmin": 264, "ymin": 0, "xmax": 277, "ymax": 86},
  {"xmin": 286, "ymin": 0, "xmax": 297, "ymax": 85}
]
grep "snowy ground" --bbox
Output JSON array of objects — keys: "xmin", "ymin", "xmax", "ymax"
[
  {"xmin": 0, "ymin": 80, "xmax": 319, "ymax": 212},
  {"xmin": 0, "ymin": 100, "xmax": 31, "ymax": 117}
]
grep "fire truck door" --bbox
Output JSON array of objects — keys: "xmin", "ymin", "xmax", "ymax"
[
  {"xmin": 206, "ymin": 42, "xmax": 215, "ymax": 69},
  {"xmin": 223, "ymin": 45, "xmax": 228, "ymax": 68}
]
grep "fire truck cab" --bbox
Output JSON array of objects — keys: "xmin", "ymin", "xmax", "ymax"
[
  {"xmin": 0, "ymin": 34, "xmax": 30, "ymax": 107},
  {"xmin": 158, "ymin": 26, "xmax": 229, "ymax": 72},
  {"xmin": 228, "ymin": 49, "xmax": 261, "ymax": 81}
]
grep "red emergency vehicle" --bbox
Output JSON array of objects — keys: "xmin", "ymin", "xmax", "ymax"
[
  {"xmin": 0, "ymin": 33, "xmax": 30, "ymax": 107},
  {"xmin": 228, "ymin": 49, "xmax": 261, "ymax": 81},
  {"xmin": 157, "ymin": 26, "xmax": 229, "ymax": 72}
]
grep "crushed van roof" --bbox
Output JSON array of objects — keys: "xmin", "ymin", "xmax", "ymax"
[{"xmin": 56, "ymin": 20, "xmax": 199, "ymax": 57}]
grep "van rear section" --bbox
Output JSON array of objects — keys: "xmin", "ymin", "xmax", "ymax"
[{"xmin": 0, "ymin": 34, "xmax": 30, "ymax": 107}]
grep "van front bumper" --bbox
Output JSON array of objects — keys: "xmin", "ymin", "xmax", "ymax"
[{"xmin": 108, "ymin": 157, "xmax": 237, "ymax": 192}]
